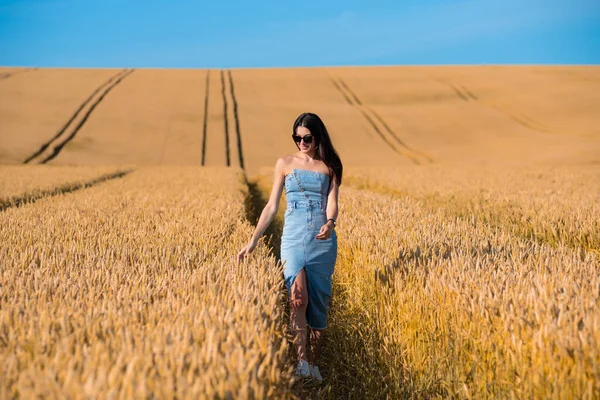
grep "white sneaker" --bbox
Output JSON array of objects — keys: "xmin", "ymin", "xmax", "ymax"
[
  {"xmin": 295, "ymin": 359, "xmax": 310, "ymax": 377},
  {"xmin": 309, "ymin": 365, "xmax": 323, "ymax": 382}
]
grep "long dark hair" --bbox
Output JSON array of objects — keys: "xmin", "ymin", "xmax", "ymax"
[{"xmin": 293, "ymin": 112, "xmax": 343, "ymax": 185}]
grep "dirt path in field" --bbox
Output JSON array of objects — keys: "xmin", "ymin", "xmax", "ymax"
[
  {"xmin": 24, "ymin": 69, "xmax": 134, "ymax": 164},
  {"xmin": 0, "ymin": 170, "xmax": 132, "ymax": 212},
  {"xmin": 328, "ymin": 75, "xmax": 433, "ymax": 165}
]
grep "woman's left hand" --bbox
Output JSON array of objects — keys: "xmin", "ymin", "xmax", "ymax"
[{"xmin": 316, "ymin": 221, "xmax": 334, "ymax": 240}]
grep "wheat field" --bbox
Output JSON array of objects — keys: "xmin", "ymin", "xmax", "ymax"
[
  {"xmin": 321, "ymin": 167, "xmax": 599, "ymax": 398},
  {"xmin": 0, "ymin": 65, "xmax": 598, "ymax": 399},
  {"xmin": 0, "ymin": 167, "xmax": 294, "ymax": 398}
]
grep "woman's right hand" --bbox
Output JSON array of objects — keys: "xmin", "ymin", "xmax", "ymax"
[{"xmin": 237, "ymin": 239, "xmax": 258, "ymax": 263}]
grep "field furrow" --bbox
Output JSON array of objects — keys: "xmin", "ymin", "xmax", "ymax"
[
  {"xmin": 221, "ymin": 70, "xmax": 231, "ymax": 166},
  {"xmin": 232, "ymin": 68, "xmax": 405, "ymax": 176},
  {"xmin": 330, "ymin": 75, "xmax": 432, "ymax": 164},
  {"xmin": 2, "ymin": 66, "xmax": 598, "ymax": 168},
  {"xmin": 0, "ymin": 166, "xmax": 129, "ymax": 201},
  {"xmin": 201, "ymin": 70, "xmax": 210, "ymax": 166},
  {"xmin": 204, "ymin": 70, "xmax": 228, "ymax": 167},
  {"xmin": 0, "ymin": 69, "xmax": 120, "ymax": 164},
  {"xmin": 28, "ymin": 69, "xmax": 135, "ymax": 164},
  {"xmin": 428, "ymin": 66, "xmax": 600, "ymax": 141},
  {"xmin": 213, "ymin": 69, "xmax": 246, "ymax": 169},
  {"xmin": 0, "ymin": 167, "xmax": 294, "ymax": 398},
  {"xmin": 329, "ymin": 76, "xmax": 402, "ymax": 159},
  {"xmin": 228, "ymin": 70, "xmax": 245, "ymax": 170},
  {"xmin": 23, "ymin": 70, "xmax": 129, "ymax": 164},
  {"xmin": 0, "ymin": 166, "xmax": 131, "ymax": 211},
  {"xmin": 0, "ymin": 68, "xmax": 35, "ymax": 81},
  {"xmin": 434, "ymin": 77, "xmax": 589, "ymax": 138},
  {"xmin": 332, "ymin": 66, "xmax": 600, "ymax": 165},
  {"xmin": 47, "ymin": 70, "xmax": 207, "ymax": 165}
]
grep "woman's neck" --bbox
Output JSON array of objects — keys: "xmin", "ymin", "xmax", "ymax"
[{"xmin": 299, "ymin": 150, "xmax": 318, "ymax": 161}]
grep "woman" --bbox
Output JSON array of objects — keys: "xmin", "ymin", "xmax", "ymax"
[{"xmin": 237, "ymin": 112, "xmax": 343, "ymax": 381}]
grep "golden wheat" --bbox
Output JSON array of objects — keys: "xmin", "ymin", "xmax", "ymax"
[
  {"xmin": 320, "ymin": 168, "xmax": 599, "ymax": 398},
  {"xmin": 2, "ymin": 64, "xmax": 599, "ymax": 398},
  {"xmin": 0, "ymin": 165, "xmax": 131, "ymax": 209},
  {"xmin": 0, "ymin": 167, "xmax": 293, "ymax": 399},
  {"xmin": 346, "ymin": 165, "xmax": 600, "ymax": 252}
]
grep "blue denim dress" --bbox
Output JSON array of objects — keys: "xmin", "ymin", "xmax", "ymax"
[{"xmin": 281, "ymin": 168, "xmax": 338, "ymax": 330}]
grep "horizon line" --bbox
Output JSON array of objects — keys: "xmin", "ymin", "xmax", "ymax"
[{"xmin": 1, "ymin": 62, "xmax": 599, "ymax": 70}]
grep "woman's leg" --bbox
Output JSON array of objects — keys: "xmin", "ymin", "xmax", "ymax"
[
  {"xmin": 308, "ymin": 328, "xmax": 324, "ymax": 365},
  {"xmin": 290, "ymin": 268, "xmax": 309, "ymax": 361}
]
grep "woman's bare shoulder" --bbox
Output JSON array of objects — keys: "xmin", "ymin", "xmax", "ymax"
[
  {"xmin": 275, "ymin": 155, "xmax": 293, "ymax": 176},
  {"xmin": 276, "ymin": 154, "xmax": 300, "ymax": 173}
]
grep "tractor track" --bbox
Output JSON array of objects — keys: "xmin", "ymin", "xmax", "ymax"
[
  {"xmin": 219, "ymin": 69, "xmax": 245, "ymax": 169},
  {"xmin": 490, "ymin": 103, "xmax": 557, "ymax": 134},
  {"xmin": 0, "ymin": 67, "xmax": 37, "ymax": 81},
  {"xmin": 227, "ymin": 70, "xmax": 245, "ymax": 170},
  {"xmin": 431, "ymin": 76, "xmax": 576, "ymax": 136},
  {"xmin": 24, "ymin": 69, "xmax": 134, "ymax": 164},
  {"xmin": 220, "ymin": 70, "xmax": 231, "ymax": 167},
  {"xmin": 330, "ymin": 78, "xmax": 353, "ymax": 106},
  {"xmin": 201, "ymin": 70, "xmax": 210, "ymax": 166},
  {"xmin": 329, "ymin": 76, "xmax": 433, "ymax": 165},
  {"xmin": 0, "ymin": 170, "xmax": 133, "ymax": 212}
]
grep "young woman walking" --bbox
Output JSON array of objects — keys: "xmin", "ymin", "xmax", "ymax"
[{"xmin": 237, "ymin": 112, "xmax": 343, "ymax": 381}]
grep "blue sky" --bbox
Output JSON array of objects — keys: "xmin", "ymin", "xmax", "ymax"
[{"xmin": 0, "ymin": 0, "xmax": 598, "ymax": 68}]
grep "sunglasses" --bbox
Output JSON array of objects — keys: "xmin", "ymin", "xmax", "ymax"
[{"xmin": 292, "ymin": 134, "xmax": 314, "ymax": 144}]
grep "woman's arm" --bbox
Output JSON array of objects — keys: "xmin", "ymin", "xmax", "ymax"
[
  {"xmin": 249, "ymin": 158, "xmax": 286, "ymax": 242},
  {"xmin": 316, "ymin": 174, "xmax": 339, "ymax": 240},
  {"xmin": 326, "ymin": 175, "xmax": 339, "ymax": 222},
  {"xmin": 237, "ymin": 158, "xmax": 286, "ymax": 261}
]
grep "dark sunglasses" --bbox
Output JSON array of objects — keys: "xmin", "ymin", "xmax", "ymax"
[{"xmin": 292, "ymin": 134, "xmax": 314, "ymax": 144}]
